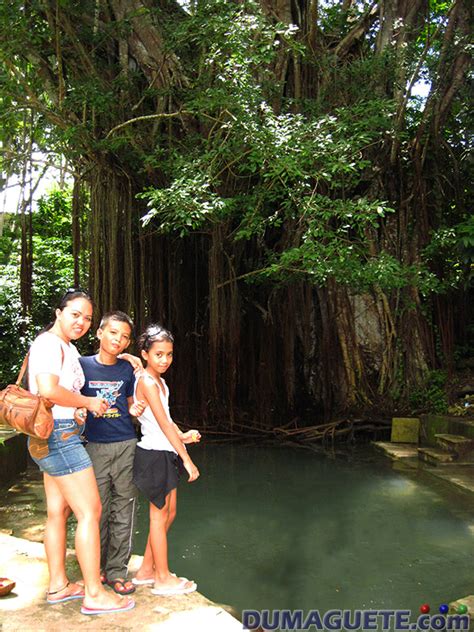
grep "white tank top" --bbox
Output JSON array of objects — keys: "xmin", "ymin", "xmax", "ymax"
[{"xmin": 134, "ymin": 373, "xmax": 177, "ymax": 453}]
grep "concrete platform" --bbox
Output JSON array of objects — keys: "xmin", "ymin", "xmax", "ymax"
[
  {"xmin": 417, "ymin": 446, "xmax": 457, "ymax": 465},
  {"xmin": 372, "ymin": 441, "xmax": 419, "ymax": 461},
  {"xmin": 424, "ymin": 464, "xmax": 474, "ymax": 495},
  {"xmin": 0, "ymin": 533, "xmax": 243, "ymax": 631},
  {"xmin": 373, "ymin": 440, "xmax": 474, "ymax": 618},
  {"xmin": 372, "ymin": 441, "xmax": 474, "ymax": 495}
]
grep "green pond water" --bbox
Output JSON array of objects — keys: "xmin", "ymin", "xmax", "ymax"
[{"xmin": 133, "ymin": 443, "xmax": 474, "ymax": 618}]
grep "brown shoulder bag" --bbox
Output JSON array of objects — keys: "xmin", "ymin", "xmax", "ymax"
[{"xmin": 0, "ymin": 354, "xmax": 54, "ymax": 439}]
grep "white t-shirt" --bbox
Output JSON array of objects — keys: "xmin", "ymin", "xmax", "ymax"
[
  {"xmin": 28, "ymin": 331, "xmax": 85, "ymax": 420},
  {"xmin": 135, "ymin": 374, "xmax": 177, "ymax": 453}
]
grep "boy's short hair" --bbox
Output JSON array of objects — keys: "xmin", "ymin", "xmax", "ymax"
[{"xmin": 99, "ymin": 310, "xmax": 134, "ymax": 332}]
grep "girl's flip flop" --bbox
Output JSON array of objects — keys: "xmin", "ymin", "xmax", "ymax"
[
  {"xmin": 132, "ymin": 571, "xmax": 182, "ymax": 586},
  {"xmin": 132, "ymin": 577, "xmax": 154, "ymax": 585},
  {"xmin": 150, "ymin": 579, "xmax": 197, "ymax": 596}
]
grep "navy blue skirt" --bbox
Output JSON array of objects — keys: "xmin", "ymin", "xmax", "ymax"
[{"xmin": 132, "ymin": 446, "xmax": 184, "ymax": 509}]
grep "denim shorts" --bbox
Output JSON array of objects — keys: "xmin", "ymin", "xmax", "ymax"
[{"xmin": 28, "ymin": 418, "xmax": 92, "ymax": 477}]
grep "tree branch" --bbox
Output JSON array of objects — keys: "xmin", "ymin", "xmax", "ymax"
[
  {"xmin": 105, "ymin": 111, "xmax": 184, "ymax": 138},
  {"xmin": 334, "ymin": 1, "xmax": 378, "ymax": 58}
]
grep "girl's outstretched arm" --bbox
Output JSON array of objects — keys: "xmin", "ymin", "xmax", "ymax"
[
  {"xmin": 137, "ymin": 376, "xmax": 200, "ymax": 482},
  {"xmin": 170, "ymin": 421, "xmax": 184, "ymax": 440},
  {"xmin": 170, "ymin": 422, "xmax": 201, "ymax": 444},
  {"xmin": 181, "ymin": 429, "xmax": 201, "ymax": 444}
]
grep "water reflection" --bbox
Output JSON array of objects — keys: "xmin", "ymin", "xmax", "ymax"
[{"xmin": 134, "ymin": 444, "xmax": 473, "ymax": 616}]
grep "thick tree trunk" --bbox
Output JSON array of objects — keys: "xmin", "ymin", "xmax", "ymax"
[{"xmin": 88, "ymin": 164, "xmax": 137, "ymax": 318}]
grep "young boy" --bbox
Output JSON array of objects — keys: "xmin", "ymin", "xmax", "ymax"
[{"xmin": 79, "ymin": 311, "xmax": 144, "ymax": 596}]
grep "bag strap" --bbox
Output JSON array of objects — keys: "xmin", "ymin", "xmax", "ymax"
[{"xmin": 16, "ymin": 353, "xmax": 30, "ymax": 387}]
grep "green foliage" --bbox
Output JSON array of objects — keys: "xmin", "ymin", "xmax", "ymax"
[
  {"xmin": 139, "ymin": 168, "xmax": 230, "ymax": 236},
  {"xmin": 2, "ymin": 0, "xmax": 468, "ymax": 302},
  {"xmin": 448, "ymin": 396, "xmax": 473, "ymax": 417},
  {"xmin": 408, "ymin": 370, "xmax": 449, "ymax": 414},
  {"xmin": 0, "ymin": 188, "xmax": 88, "ymax": 388},
  {"xmin": 135, "ymin": 0, "xmax": 470, "ymax": 301},
  {"xmin": 140, "ymin": 83, "xmax": 402, "ymax": 288},
  {"xmin": 0, "ymin": 216, "xmax": 19, "ymax": 266},
  {"xmin": 456, "ymin": 215, "xmax": 474, "ymax": 271},
  {"xmin": 137, "ymin": 1, "xmax": 401, "ymax": 287},
  {"xmin": 30, "ymin": 188, "xmax": 84, "ymax": 325},
  {"xmin": 0, "ymin": 261, "xmax": 26, "ymax": 384},
  {"xmin": 422, "ymin": 214, "xmax": 474, "ymax": 294}
]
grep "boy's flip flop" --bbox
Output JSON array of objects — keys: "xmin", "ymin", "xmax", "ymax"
[
  {"xmin": 151, "ymin": 579, "xmax": 197, "ymax": 596},
  {"xmin": 106, "ymin": 578, "xmax": 136, "ymax": 595},
  {"xmin": 81, "ymin": 597, "xmax": 135, "ymax": 615},
  {"xmin": 46, "ymin": 581, "xmax": 84, "ymax": 604}
]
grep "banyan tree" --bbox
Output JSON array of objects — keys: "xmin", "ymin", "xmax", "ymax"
[{"xmin": 0, "ymin": 0, "xmax": 472, "ymax": 426}]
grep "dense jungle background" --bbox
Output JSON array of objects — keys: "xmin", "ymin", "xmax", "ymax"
[{"xmin": 0, "ymin": 0, "xmax": 472, "ymax": 431}]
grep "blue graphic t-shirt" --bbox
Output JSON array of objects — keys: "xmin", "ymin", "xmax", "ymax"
[{"xmin": 79, "ymin": 355, "xmax": 136, "ymax": 443}]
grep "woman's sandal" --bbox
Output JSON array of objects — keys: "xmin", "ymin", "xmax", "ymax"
[{"xmin": 46, "ymin": 581, "xmax": 85, "ymax": 604}]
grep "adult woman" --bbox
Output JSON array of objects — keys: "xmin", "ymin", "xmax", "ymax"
[{"xmin": 28, "ymin": 289, "xmax": 134, "ymax": 615}]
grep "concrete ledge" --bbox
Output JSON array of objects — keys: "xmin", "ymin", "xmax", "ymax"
[
  {"xmin": 0, "ymin": 533, "xmax": 243, "ymax": 631},
  {"xmin": 417, "ymin": 447, "xmax": 456, "ymax": 465},
  {"xmin": 424, "ymin": 465, "xmax": 474, "ymax": 496},
  {"xmin": 372, "ymin": 441, "xmax": 419, "ymax": 460},
  {"xmin": 420, "ymin": 415, "xmax": 474, "ymax": 445}
]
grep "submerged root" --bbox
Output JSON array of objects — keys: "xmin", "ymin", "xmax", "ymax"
[{"xmin": 194, "ymin": 417, "xmax": 391, "ymax": 447}]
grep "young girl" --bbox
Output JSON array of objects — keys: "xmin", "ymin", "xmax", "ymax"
[
  {"xmin": 132, "ymin": 324, "xmax": 201, "ymax": 596},
  {"xmin": 28, "ymin": 288, "xmax": 134, "ymax": 615}
]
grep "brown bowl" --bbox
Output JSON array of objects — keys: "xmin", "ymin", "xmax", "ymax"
[{"xmin": 0, "ymin": 578, "xmax": 16, "ymax": 597}]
